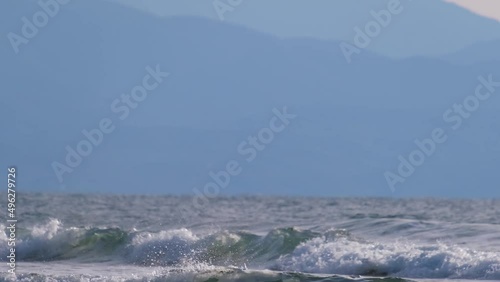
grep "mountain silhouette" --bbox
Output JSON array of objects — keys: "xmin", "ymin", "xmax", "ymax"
[{"xmin": 2, "ymin": 0, "xmax": 500, "ymax": 197}]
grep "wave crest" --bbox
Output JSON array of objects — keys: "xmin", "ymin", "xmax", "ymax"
[
  {"xmin": 1, "ymin": 219, "xmax": 499, "ymax": 279},
  {"xmin": 275, "ymin": 236, "xmax": 500, "ymax": 279}
]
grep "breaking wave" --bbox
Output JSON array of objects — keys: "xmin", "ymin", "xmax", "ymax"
[{"xmin": 1, "ymin": 219, "xmax": 500, "ymax": 280}]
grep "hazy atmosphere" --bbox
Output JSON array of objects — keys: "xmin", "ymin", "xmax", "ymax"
[
  {"xmin": 1, "ymin": 0, "xmax": 500, "ymax": 281},
  {"xmin": 2, "ymin": 0, "xmax": 500, "ymax": 198}
]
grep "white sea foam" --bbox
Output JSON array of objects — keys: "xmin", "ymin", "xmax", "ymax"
[
  {"xmin": 31, "ymin": 218, "xmax": 62, "ymax": 239},
  {"xmin": 276, "ymin": 236, "xmax": 500, "ymax": 279},
  {"xmin": 2, "ymin": 220, "xmax": 498, "ymax": 280},
  {"xmin": 127, "ymin": 228, "xmax": 199, "ymax": 265},
  {"xmin": 3, "ymin": 196, "xmax": 500, "ymax": 281}
]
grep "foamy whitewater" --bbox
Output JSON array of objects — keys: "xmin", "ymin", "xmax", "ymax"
[{"xmin": 1, "ymin": 194, "xmax": 499, "ymax": 281}]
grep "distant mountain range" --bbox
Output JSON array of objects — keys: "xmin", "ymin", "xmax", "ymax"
[
  {"xmin": 109, "ymin": 0, "xmax": 500, "ymax": 58},
  {"xmin": 440, "ymin": 39, "xmax": 500, "ymax": 64},
  {"xmin": 2, "ymin": 0, "xmax": 500, "ymax": 197}
]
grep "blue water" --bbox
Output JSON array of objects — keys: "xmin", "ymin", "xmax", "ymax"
[{"xmin": 1, "ymin": 194, "xmax": 499, "ymax": 281}]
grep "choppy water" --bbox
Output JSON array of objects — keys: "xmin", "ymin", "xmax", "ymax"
[{"xmin": 1, "ymin": 194, "xmax": 500, "ymax": 281}]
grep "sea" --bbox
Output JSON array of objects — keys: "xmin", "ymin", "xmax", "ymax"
[{"xmin": 1, "ymin": 193, "xmax": 499, "ymax": 282}]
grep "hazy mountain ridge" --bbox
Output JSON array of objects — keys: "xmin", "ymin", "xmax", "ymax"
[
  {"xmin": 440, "ymin": 39, "xmax": 500, "ymax": 65},
  {"xmin": 108, "ymin": 0, "xmax": 500, "ymax": 58},
  {"xmin": 2, "ymin": 0, "xmax": 500, "ymax": 197}
]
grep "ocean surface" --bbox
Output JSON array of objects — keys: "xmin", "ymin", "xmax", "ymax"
[{"xmin": 1, "ymin": 193, "xmax": 499, "ymax": 282}]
